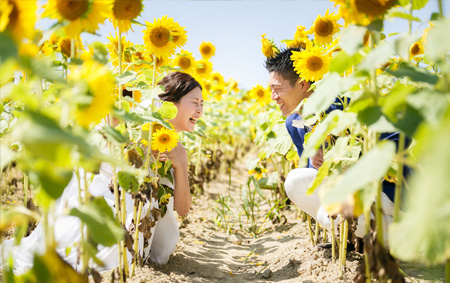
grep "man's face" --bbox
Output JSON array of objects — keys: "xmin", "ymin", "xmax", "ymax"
[{"xmin": 269, "ymin": 72, "xmax": 308, "ymax": 117}]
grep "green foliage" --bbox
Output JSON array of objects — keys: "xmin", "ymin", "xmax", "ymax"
[
  {"xmin": 69, "ymin": 197, "xmax": 124, "ymax": 247},
  {"xmin": 322, "ymin": 140, "xmax": 396, "ymax": 207},
  {"xmin": 117, "ymin": 171, "xmax": 139, "ymax": 193},
  {"xmin": 386, "ymin": 62, "xmax": 439, "ymax": 84},
  {"xmin": 389, "ymin": 109, "xmax": 450, "ymax": 265}
]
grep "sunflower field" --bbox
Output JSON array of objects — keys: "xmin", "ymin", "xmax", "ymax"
[{"xmin": 1, "ymin": 0, "xmax": 450, "ymax": 282}]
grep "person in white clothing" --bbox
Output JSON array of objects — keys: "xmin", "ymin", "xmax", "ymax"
[{"xmin": 1, "ymin": 71, "xmax": 204, "ymax": 273}]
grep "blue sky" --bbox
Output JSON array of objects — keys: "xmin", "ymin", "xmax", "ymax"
[{"xmin": 39, "ymin": 0, "xmax": 449, "ymax": 90}]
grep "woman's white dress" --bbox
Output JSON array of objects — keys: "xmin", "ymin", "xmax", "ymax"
[{"xmin": 1, "ymin": 162, "xmax": 179, "ymax": 274}]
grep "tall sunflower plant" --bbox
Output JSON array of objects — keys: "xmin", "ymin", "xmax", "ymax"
[{"xmin": 289, "ymin": 0, "xmax": 449, "ymax": 281}]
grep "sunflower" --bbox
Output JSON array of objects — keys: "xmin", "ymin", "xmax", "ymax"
[
  {"xmin": 410, "ymin": 41, "xmax": 424, "ymax": 60},
  {"xmin": 40, "ymin": 33, "xmax": 60, "ymax": 56},
  {"xmin": 284, "ymin": 38, "xmax": 312, "ymax": 50},
  {"xmin": 169, "ymin": 18, "xmax": 187, "ymax": 48},
  {"xmin": 248, "ymin": 167, "xmax": 267, "ymax": 180},
  {"xmin": 58, "ymin": 37, "xmax": 84, "ymax": 58},
  {"xmin": 173, "ymin": 50, "xmax": 195, "ymax": 73},
  {"xmin": 111, "ymin": 0, "xmax": 143, "ymax": 33},
  {"xmin": 308, "ymin": 9, "xmax": 342, "ymax": 46},
  {"xmin": 210, "ymin": 72, "xmax": 224, "ymax": 86},
  {"xmin": 199, "ymin": 41, "xmax": 215, "ymax": 59},
  {"xmin": 141, "ymin": 122, "xmax": 164, "ymax": 146},
  {"xmin": 227, "ymin": 78, "xmax": 240, "ymax": 93},
  {"xmin": 291, "ymin": 46, "xmax": 331, "ymax": 82},
  {"xmin": 331, "ymin": 0, "xmax": 369, "ymax": 26},
  {"xmin": 351, "ymin": 0, "xmax": 395, "ymax": 18},
  {"xmin": 43, "ymin": 0, "xmax": 112, "ymax": 37},
  {"xmin": 69, "ymin": 60, "xmax": 116, "ymax": 128},
  {"xmin": 0, "ymin": 0, "xmax": 37, "ymax": 43},
  {"xmin": 143, "ymin": 16, "xmax": 179, "ymax": 59},
  {"xmin": 106, "ymin": 33, "xmax": 131, "ymax": 65},
  {"xmin": 152, "ymin": 128, "xmax": 179, "ymax": 153},
  {"xmin": 261, "ymin": 33, "xmax": 278, "ymax": 58},
  {"xmin": 294, "ymin": 25, "xmax": 308, "ymax": 40},
  {"xmin": 194, "ymin": 59, "xmax": 213, "ymax": 79},
  {"xmin": 249, "ymin": 85, "xmax": 271, "ymax": 106}
]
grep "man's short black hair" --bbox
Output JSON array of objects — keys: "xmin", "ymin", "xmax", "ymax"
[{"xmin": 264, "ymin": 47, "xmax": 302, "ymax": 87}]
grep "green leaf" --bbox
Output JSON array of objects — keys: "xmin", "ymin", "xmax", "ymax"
[
  {"xmin": 386, "ymin": 62, "xmax": 439, "ymax": 84},
  {"xmin": 117, "ymin": 171, "xmax": 139, "ymax": 193},
  {"xmin": 0, "ymin": 33, "xmax": 18, "ymax": 63},
  {"xmin": 98, "ymin": 125, "xmax": 129, "ymax": 145},
  {"xmin": 357, "ymin": 105, "xmax": 382, "ymax": 126},
  {"xmin": 398, "ymin": 0, "xmax": 429, "ymax": 10},
  {"xmin": 303, "ymin": 73, "xmax": 355, "ymax": 117},
  {"xmin": 425, "ymin": 17, "xmax": 450, "ymax": 61},
  {"xmin": 330, "ymin": 51, "xmax": 362, "ymax": 75},
  {"xmin": 306, "ymin": 161, "xmax": 330, "ymax": 195},
  {"xmin": 390, "ymin": 104, "xmax": 423, "ymax": 137},
  {"xmin": 89, "ymin": 41, "xmax": 109, "ymax": 64},
  {"xmin": 70, "ymin": 197, "xmax": 124, "ymax": 247},
  {"xmin": 339, "ymin": 25, "xmax": 367, "ymax": 55},
  {"xmin": 323, "ymin": 140, "xmax": 396, "ymax": 205},
  {"xmin": 302, "ymin": 111, "xmax": 357, "ymax": 161},
  {"xmin": 359, "ymin": 41, "xmax": 394, "ymax": 71},
  {"xmin": 386, "ymin": 8, "xmax": 421, "ymax": 21},
  {"xmin": 407, "ymin": 90, "xmax": 449, "ymax": 124},
  {"xmin": 117, "ymin": 70, "xmax": 137, "ymax": 85},
  {"xmin": 389, "ymin": 109, "xmax": 450, "ymax": 265}
]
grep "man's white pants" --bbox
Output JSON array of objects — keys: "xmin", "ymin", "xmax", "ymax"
[{"xmin": 285, "ymin": 168, "xmax": 395, "ymax": 239}]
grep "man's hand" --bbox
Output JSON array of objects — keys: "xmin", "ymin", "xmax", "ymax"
[{"xmin": 312, "ymin": 147, "xmax": 323, "ymax": 169}]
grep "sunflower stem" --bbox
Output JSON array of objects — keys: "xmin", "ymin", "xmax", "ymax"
[
  {"xmin": 109, "ymin": 126, "xmax": 124, "ymax": 283},
  {"xmin": 393, "ymin": 133, "xmax": 405, "ymax": 222},
  {"xmin": 307, "ymin": 215, "xmax": 315, "ymax": 246},
  {"xmin": 364, "ymin": 210, "xmax": 372, "ymax": 282},
  {"xmin": 23, "ymin": 173, "xmax": 28, "ymax": 207},
  {"xmin": 331, "ymin": 217, "xmax": 336, "ymax": 264},
  {"xmin": 131, "ymin": 200, "xmax": 143, "ymax": 276},
  {"xmin": 75, "ymin": 167, "xmax": 86, "ymax": 273},
  {"xmin": 375, "ymin": 181, "xmax": 385, "ymax": 249},
  {"xmin": 118, "ymin": 30, "xmax": 123, "ymax": 109}
]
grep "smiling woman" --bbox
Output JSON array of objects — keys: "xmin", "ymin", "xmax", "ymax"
[{"xmin": 1, "ymin": 71, "xmax": 205, "ymax": 273}]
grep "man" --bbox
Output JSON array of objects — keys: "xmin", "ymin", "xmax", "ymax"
[{"xmin": 265, "ymin": 47, "xmax": 400, "ymax": 240}]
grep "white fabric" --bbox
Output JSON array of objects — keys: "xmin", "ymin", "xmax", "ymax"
[
  {"xmin": 285, "ymin": 168, "xmax": 394, "ymax": 239},
  {"xmin": 1, "ymin": 163, "xmax": 179, "ymax": 274}
]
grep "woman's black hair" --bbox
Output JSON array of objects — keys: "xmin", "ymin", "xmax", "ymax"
[{"xmin": 158, "ymin": 72, "xmax": 202, "ymax": 103}]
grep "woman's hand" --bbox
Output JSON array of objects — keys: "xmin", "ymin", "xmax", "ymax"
[{"xmin": 157, "ymin": 142, "xmax": 188, "ymax": 172}]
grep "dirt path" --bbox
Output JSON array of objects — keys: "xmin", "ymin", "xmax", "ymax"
[{"xmin": 120, "ymin": 161, "xmax": 363, "ymax": 283}]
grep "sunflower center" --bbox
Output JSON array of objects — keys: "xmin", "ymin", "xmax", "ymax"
[
  {"xmin": 159, "ymin": 134, "xmax": 170, "ymax": 144},
  {"xmin": 201, "ymin": 45, "xmax": 211, "ymax": 55},
  {"xmin": 172, "ymin": 35, "xmax": 179, "ymax": 43},
  {"xmin": 7, "ymin": 0, "xmax": 19, "ymax": 28},
  {"xmin": 178, "ymin": 57, "xmax": 191, "ymax": 69},
  {"xmin": 315, "ymin": 19, "xmax": 334, "ymax": 37},
  {"xmin": 197, "ymin": 65, "xmax": 206, "ymax": 74},
  {"xmin": 411, "ymin": 43, "xmax": 420, "ymax": 55},
  {"xmin": 256, "ymin": 90, "xmax": 265, "ymax": 98},
  {"xmin": 59, "ymin": 38, "xmax": 72, "ymax": 58},
  {"xmin": 353, "ymin": 0, "xmax": 395, "ymax": 17},
  {"xmin": 113, "ymin": 0, "xmax": 142, "ymax": 20},
  {"xmin": 149, "ymin": 26, "xmax": 170, "ymax": 47},
  {"xmin": 56, "ymin": 0, "xmax": 89, "ymax": 21},
  {"xmin": 306, "ymin": 56, "xmax": 323, "ymax": 71}
]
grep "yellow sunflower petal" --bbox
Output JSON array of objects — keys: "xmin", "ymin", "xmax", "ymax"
[
  {"xmin": 151, "ymin": 128, "xmax": 179, "ymax": 153},
  {"xmin": 291, "ymin": 46, "xmax": 331, "ymax": 82}
]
